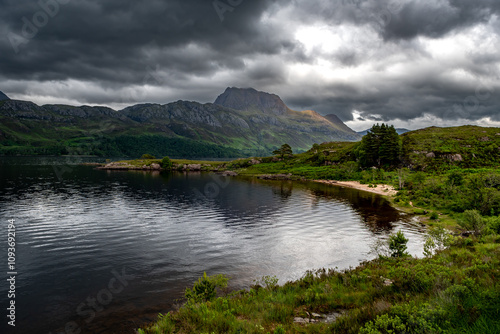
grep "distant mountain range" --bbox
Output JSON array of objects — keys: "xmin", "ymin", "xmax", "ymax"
[
  {"xmin": 0, "ymin": 88, "xmax": 361, "ymax": 158},
  {"xmin": 357, "ymin": 128, "xmax": 411, "ymax": 136}
]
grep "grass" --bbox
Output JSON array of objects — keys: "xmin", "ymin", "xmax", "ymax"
[{"xmin": 139, "ymin": 233, "xmax": 500, "ymax": 333}]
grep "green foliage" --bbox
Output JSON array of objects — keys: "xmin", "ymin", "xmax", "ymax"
[
  {"xmin": 460, "ymin": 210, "xmax": 487, "ymax": 235},
  {"xmin": 430, "ymin": 212, "xmax": 439, "ymax": 220},
  {"xmin": 447, "ymin": 170, "xmax": 464, "ymax": 187},
  {"xmin": 114, "ymin": 135, "xmax": 243, "ymax": 159},
  {"xmin": 394, "ymin": 169, "xmax": 500, "ymax": 219},
  {"xmin": 485, "ymin": 216, "xmax": 500, "ymax": 235},
  {"xmin": 185, "ymin": 272, "xmax": 229, "ymax": 303},
  {"xmin": 254, "ymin": 275, "xmax": 279, "ymax": 291},
  {"xmin": 272, "ymin": 144, "xmax": 293, "ymax": 159},
  {"xmin": 161, "ymin": 156, "xmax": 172, "ymax": 169},
  {"xmin": 357, "ymin": 123, "xmax": 402, "ymax": 169},
  {"xmin": 359, "ymin": 314, "xmax": 407, "ymax": 334},
  {"xmin": 141, "ymin": 153, "xmax": 156, "ymax": 159},
  {"xmin": 401, "ymin": 125, "xmax": 500, "ymax": 171},
  {"xmin": 389, "ymin": 231, "xmax": 409, "ymax": 258},
  {"xmin": 273, "ymin": 325, "xmax": 286, "ymax": 334}
]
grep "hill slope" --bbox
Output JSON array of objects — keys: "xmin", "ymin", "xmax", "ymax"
[
  {"xmin": 0, "ymin": 88, "xmax": 360, "ymax": 157},
  {"xmin": 0, "ymin": 91, "xmax": 10, "ymax": 101},
  {"xmin": 401, "ymin": 125, "xmax": 500, "ymax": 169}
]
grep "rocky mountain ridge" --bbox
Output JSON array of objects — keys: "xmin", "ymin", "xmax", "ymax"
[{"xmin": 0, "ymin": 87, "xmax": 361, "ymax": 157}]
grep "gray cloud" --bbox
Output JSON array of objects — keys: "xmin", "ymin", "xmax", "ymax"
[{"xmin": 0, "ymin": 0, "xmax": 499, "ymax": 129}]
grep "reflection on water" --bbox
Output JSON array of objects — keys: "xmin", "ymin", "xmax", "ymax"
[{"xmin": 0, "ymin": 157, "xmax": 424, "ymax": 334}]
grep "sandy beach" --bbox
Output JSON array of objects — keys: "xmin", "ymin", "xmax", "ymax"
[{"xmin": 313, "ymin": 180, "xmax": 398, "ymax": 196}]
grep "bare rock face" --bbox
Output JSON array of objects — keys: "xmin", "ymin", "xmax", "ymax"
[
  {"xmin": 151, "ymin": 163, "xmax": 161, "ymax": 170},
  {"xmin": 214, "ymin": 87, "xmax": 290, "ymax": 115},
  {"xmin": 426, "ymin": 152, "xmax": 436, "ymax": 158}
]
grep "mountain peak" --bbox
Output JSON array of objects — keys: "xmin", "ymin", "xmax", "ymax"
[
  {"xmin": 323, "ymin": 114, "xmax": 359, "ymax": 135},
  {"xmin": 214, "ymin": 87, "xmax": 290, "ymax": 115},
  {"xmin": 0, "ymin": 91, "xmax": 10, "ymax": 101}
]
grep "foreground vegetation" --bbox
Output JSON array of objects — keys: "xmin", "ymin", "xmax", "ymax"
[
  {"xmin": 139, "ymin": 232, "xmax": 500, "ymax": 333},
  {"xmin": 137, "ymin": 125, "xmax": 500, "ymax": 333}
]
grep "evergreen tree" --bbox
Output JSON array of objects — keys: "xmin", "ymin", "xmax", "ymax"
[
  {"xmin": 273, "ymin": 144, "xmax": 293, "ymax": 159},
  {"xmin": 357, "ymin": 123, "xmax": 402, "ymax": 168}
]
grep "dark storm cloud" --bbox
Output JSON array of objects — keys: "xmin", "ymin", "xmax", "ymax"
[
  {"xmin": 285, "ymin": 76, "xmax": 499, "ymax": 124},
  {"xmin": 0, "ymin": 0, "xmax": 499, "ymax": 128},
  {"xmin": 381, "ymin": 0, "xmax": 500, "ymax": 41},
  {"xmin": 0, "ymin": 0, "xmax": 291, "ymax": 84},
  {"xmin": 290, "ymin": 0, "xmax": 500, "ymax": 41}
]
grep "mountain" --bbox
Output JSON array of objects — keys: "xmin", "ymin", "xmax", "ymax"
[
  {"xmin": 0, "ymin": 91, "xmax": 10, "ymax": 101},
  {"xmin": 0, "ymin": 87, "xmax": 361, "ymax": 158},
  {"xmin": 324, "ymin": 114, "xmax": 360, "ymax": 134},
  {"xmin": 214, "ymin": 87, "xmax": 290, "ymax": 115},
  {"xmin": 357, "ymin": 128, "xmax": 411, "ymax": 136}
]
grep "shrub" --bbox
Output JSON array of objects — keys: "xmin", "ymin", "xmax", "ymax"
[
  {"xmin": 485, "ymin": 216, "xmax": 500, "ymax": 234},
  {"xmin": 185, "ymin": 272, "xmax": 228, "ymax": 303},
  {"xmin": 459, "ymin": 210, "xmax": 486, "ymax": 235},
  {"xmin": 389, "ymin": 231, "xmax": 409, "ymax": 258},
  {"xmin": 141, "ymin": 153, "xmax": 156, "ymax": 159},
  {"xmin": 273, "ymin": 325, "xmax": 286, "ymax": 334},
  {"xmin": 257, "ymin": 275, "xmax": 279, "ymax": 291},
  {"xmin": 430, "ymin": 212, "xmax": 439, "ymax": 220},
  {"xmin": 161, "ymin": 156, "xmax": 172, "ymax": 169},
  {"xmin": 359, "ymin": 314, "xmax": 407, "ymax": 334}
]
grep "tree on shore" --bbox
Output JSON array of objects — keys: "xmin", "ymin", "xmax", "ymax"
[
  {"xmin": 161, "ymin": 156, "xmax": 172, "ymax": 169},
  {"xmin": 356, "ymin": 124, "xmax": 402, "ymax": 168},
  {"xmin": 273, "ymin": 144, "xmax": 293, "ymax": 159}
]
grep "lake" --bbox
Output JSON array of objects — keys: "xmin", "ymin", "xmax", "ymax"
[{"xmin": 0, "ymin": 157, "xmax": 425, "ymax": 334}]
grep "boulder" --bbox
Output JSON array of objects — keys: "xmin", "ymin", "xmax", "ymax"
[
  {"xmin": 183, "ymin": 164, "xmax": 202, "ymax": 171},
  {"xmin": 446, "ymin": 154, "xmax": 463, "ymax": 162}
]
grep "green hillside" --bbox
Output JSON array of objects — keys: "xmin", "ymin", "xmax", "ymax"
[
  {"xmin": 235, "ymin": 125, "xmax": 500, "ymax": 177},
  {"xmin": 401, "ymin": 126, "xmax": 500, "ymax": 170}
]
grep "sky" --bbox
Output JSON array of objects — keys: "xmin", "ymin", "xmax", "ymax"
[{"xmin": 1, "ymin": 0, "xmax": 499, "ymax": 131}]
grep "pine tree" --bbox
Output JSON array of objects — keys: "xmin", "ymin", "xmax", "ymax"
[
  {"xmin": 358, "ymin": 123, "xmax": 401, "ymax": 168},
  {"xmin": 273, "ymin": 144, "xmax": 293, "ymax": 159}
]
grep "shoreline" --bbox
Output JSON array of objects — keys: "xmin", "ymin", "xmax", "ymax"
[
  {"xmin": 95, "ymin": 162, "xmax": 400, "ymax": 198},
  {"xmin": 312, "ymin": 179, "xmax": 398, "ymax": 197}
]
